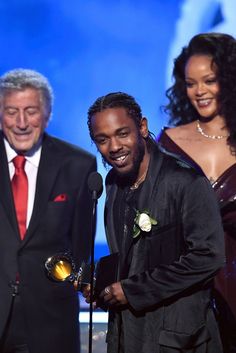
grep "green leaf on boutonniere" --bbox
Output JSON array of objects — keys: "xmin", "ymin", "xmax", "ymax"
[{"xmin": 133, "ymin": 224, "xmax": 141, "ymax": 238}]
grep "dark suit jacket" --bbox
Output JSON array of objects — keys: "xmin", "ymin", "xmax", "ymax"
[
  {"xmin": 0, "ymin": 132, "xmax": 96, "ymax": 353},
  {"xmin": 104, "ymin": 143, "xmax": 225, "ymax": 353}
]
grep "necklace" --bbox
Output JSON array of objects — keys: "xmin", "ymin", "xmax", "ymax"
[
  {"xmin": 130, "ymin": 171, "xmax": 147, "ymax": 190},
  {"xmin": 196, "ymin": 120, "xmax": 229, "ymax": 140}
]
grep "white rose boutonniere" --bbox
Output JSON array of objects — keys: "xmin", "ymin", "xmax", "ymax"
[{"xmin": 133, "ymin": 210, "xmax": 157, "ymax": 238}]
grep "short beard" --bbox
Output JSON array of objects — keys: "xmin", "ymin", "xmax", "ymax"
[{"xmin": 102, "ymin": 136, "xmax": 145, "ymax": 186}]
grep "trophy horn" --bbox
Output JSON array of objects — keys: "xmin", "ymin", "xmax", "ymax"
[{"xmin": 45, "ymin": 252, "xmax": 89, "ymax": 290}]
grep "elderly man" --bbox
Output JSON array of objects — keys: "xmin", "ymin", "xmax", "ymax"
[{"xmin": 0, "ymin": 69, "xmax": 96, "ymax": 353}]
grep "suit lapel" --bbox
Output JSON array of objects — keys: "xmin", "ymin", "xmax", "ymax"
[
  {"xmin": 137, "ymin": 145, "xmax": 164, "ymax": 214},
  {"xmin": 0, "ymin": 134, "xmax": 19, "ymax": 237},
  {"xmin": 23, "ymin": 134, "xmax": 63, "ymax": 242},
  {"xmin": 105, "ymin": 181, "xmax": 120, "ymax": 254}
]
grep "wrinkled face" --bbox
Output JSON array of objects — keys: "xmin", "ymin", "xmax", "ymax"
[
  {"xmin": 91, "ymin": 107, "xmax": 148, "ymax": 179},
  {"xmin": 185, "ymin": 55, "xmax": 220, "ymax": 119},
  {"xmin": 0, "ymin": 88, "xmax": 48, "ymax": 154}
]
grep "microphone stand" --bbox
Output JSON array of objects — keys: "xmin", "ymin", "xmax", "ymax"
[{"xmin": 88, "ymin": 190, "xmax": 98, "ymax": 353}]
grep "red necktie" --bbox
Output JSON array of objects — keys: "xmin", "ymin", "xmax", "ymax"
[{"xmin": 12, "ymin": 156, "xmax": 28, "ymax": 240}]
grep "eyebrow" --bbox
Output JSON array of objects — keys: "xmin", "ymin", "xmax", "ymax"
[
  {"xmin": 185, "ymin": 73, "xmax": 216, "ymax": 80},
  {"xmin": 94, "ymin": 126, "xmax": 130, "ymax": 138},
  {"xmin": 4, "ymin": 105, "xmax": 40, "ymax": 109}
]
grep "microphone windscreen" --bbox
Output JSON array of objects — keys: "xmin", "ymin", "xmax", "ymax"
[{"xmin": 87, "ymin": 172, "xmax": 103, "ymax": 198}]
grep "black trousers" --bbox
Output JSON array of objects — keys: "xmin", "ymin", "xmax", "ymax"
[{"xmin": 0, "ymin": 295, "xmax": 29, "ymax": 353}]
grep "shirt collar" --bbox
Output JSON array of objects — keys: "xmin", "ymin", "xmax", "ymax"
[{"xmin": 4, "ymin": 138, "xmax": 42, "ymax": 168}]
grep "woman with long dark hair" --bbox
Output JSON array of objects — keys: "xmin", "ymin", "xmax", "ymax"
[{"xmin": 158, "ymin": 32, "xmax": 236, "ymax": 353}]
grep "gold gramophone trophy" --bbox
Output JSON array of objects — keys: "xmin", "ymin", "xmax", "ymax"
[
  {"xmin": 45, "ymin": 252, "xmax": 88, "ymax": 290},
  {"xmin": 45, "ymin": 251, "xmax": 119, "ymax": 295}
]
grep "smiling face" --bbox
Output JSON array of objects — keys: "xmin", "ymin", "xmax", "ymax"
[
  {"xmin": 185, "ymin": 54, "xmax": 220, "ymax": 119},
  {"xmin": 0, "ymin": 88, "xmax": 48, "ymax": 154},
  {"xmin": 91, "ymin": 107, "xmax": 149, "ymax": 180}
]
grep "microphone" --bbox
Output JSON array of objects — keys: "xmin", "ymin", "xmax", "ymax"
[
  {"xmin": 87, "ymin": 171, "xmax": 103, "ymax": 353},
  {"xmin": 87, "ymin": 171, "xmax": 103, "ymax": 200},
  {"xmin": 46, "ymin": 172, "xmax": 103, "ymax": 353}
]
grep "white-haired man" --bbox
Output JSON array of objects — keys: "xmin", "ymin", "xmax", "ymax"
[{"xmin": 0, "ymin": 69, "xmax": 96, "ymax": 353}]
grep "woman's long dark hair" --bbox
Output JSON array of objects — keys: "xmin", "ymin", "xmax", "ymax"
[{"xmin": 164, "ymin": 33, "xmax": 236, "ymax": 152}]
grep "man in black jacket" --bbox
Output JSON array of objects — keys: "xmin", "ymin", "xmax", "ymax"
[{"xmin": 87, "ymin": 92, "xmax": 224, "ymax": 353}]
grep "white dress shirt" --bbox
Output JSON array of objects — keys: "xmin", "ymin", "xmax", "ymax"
[{"xmin": 4, "ymin": 138, "xmax": 42, "ymax": 228}]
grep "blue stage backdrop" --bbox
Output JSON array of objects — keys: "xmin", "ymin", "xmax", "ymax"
[{"xmin": 1, "ymin": 0, "xmax": 236, "ymax": 259}]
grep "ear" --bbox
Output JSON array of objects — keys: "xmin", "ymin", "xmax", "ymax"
[{"xmin": 139, "ymin": 117, "xmax": 149, "ymax": 138}]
